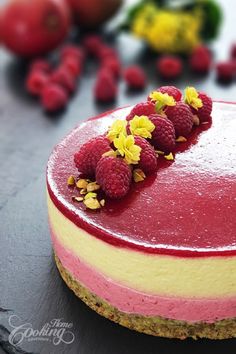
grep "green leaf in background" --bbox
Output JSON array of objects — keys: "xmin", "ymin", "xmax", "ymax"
[{"xmin": 199, "ymin": 0, "xmax": 222, "ymax": 40}]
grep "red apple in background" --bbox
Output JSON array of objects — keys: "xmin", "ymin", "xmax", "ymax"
[
  {"xmin": 66, "ymin": 0, "xmax": 123, "ymax": 29},
  {"xmin": 1, "ymin": 0, "xmax": 71, "ymax": 57}
]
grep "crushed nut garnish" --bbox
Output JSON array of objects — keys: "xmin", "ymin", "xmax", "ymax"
[
  {"xmin": 72, "ymin": 196, "xmax": 84, "ymax": 202},
  {"xmin": 84, "ymin": 192, "xmax": 97, "ymax": 200},
  {"xmin": 176, "ymin": 136, "xmax": 187, "ymax": 143},
  {"xmin": 164, "ymin": 152, "xmax": 174, "ymax": 161},
  {"xmin": 80, "ymin": 188, "xmax": 87, "ymax": 195},
  {"xmin": 87, "ymin": 182, "xmax": 100, "ymax": 192},
  {"xmin": 133, "ymin": 169, "xmax": 146, "ymax": 182},
  {"xmin": 155, "ymin": 150, "xmax": 164, "ymax": 155},
  {"xmin": 102, "ymin": 150, "xmax": 119, "ymax": 158},
  {"xmin": 83, "ymin": 197, "xmax": 101, "ymax": 210},
  {"xmin": 76, "ymin": 179, "xmax": 88, "ymax": 189},
  {"xmin": 67, "ymin": 175, "xmax": 75, "ymax": 186},
  {"xmin": 193, "ymin": 115, "xmax": 200, "ymax": 126},
  {"xmin": 100, "ymin": 199, "xmax": 105, "ymax": 207}
]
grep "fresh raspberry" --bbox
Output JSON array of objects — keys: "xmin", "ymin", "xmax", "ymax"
[
  {"xmin": 26, "ymin": 70, "xmax": 49, "ymax": 95},
  {"xmin": 96, "ymin": 156, "xmax": 132, "ymax": 199},
  {"xmin": 101, "ymin": 57, "xmax": 121, "ymax": 78},
  {"xmin": 126, "ymin": 102, "xmax": 156, "ymax": 121},
  {"xmin": 50, "ymin": 68, "xmax": 76, "ymax": 94},
  {"xmin": 60, "ymin": 45, "xmax": 85, "ymax": 63},
  {"xmin": 148, "ymin": 114, "xmax": 176, "ymax": 152},
  {"xmin": 74, "ymin": 136, "xmax": 111, "ymax": 177},
  {"xmin": 123, "ymin": 66, "xmax": 146, "ymax": 90},
  {"xmin": 156, "ymin": 86, "xmax": 182, "ymax": 102},
  {"xmin": 230, "ymin": 43, "xmax": 236, "ymax": 60},
  {"xmin": 97, "ymin": 45, "xmax": 118, "ymax": 61},
  {"xmin": 134, "ymin": 136, "xmax": 157, "ymax": 174},
  {"xmin": 166, "ymin": 102, "xmax": 194, "ymax": 137},
  {"xmin": 94, "ymin": 70, "xmax": 117, "ymax": 102},
  {"xmin": 30, "ymin": 59, "xmax": 51, "ymax": 73},
  {"xmin": 83, "ymin": 35, "xmax": 103, "ymax": 56},
  {"xmin": 157, "ymin": 56, "xmax": 183, "ymax": 79},
  {"xmin": 216, "ymin": 62, "xmax": 234, "ymax": 81},
  {"xmin": 189, "ymin": 46, "xmax": 211, "ymax": 73},
  {"xmin": 62, "ymin": 57, "xmax": 82, "ymax": 77},
  {"xmin": 191, "ymin": 92, "xmax": 213, "ymax": 123},
  {"xmin": 41, "ymin": 84, "xmax": 68, "ymax": 112}
]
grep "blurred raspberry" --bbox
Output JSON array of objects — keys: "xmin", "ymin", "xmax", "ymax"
[
  {"xmin": 26, "ymin": 70, "xmax": 49, "ymax": 96},
  {"xmin": 83, "ymin": 35, "xmax": 103, "ymax": 56},
  {"xmin": 94, "ymin": 69, "xmax": 117, "ymax": 102},
  {"xmin": 74, "ymin": 135, "xmax": 110, "ymax": 176},
  {"xmin": 50, "ymin": 67, "xmax": 76, "ymax": 94},
  {"xmin": 134, "ymin": 136, "xmax": 157, "ymax": 174},
  {"xmin": 96, "ymin": 156, "xmax": 132, "ymax": 199},
  {"xmin": 230, "ymin": 43, "xmax": 236, "ymax": 60},
  {"xmin": 41, "ymin": 84, "xmax": 68, "ymax": 112},
  {"xmin": 189, "ymin": 46, "xmax": 212, "ymax": 73},
  {"xmin": 62, "ymin": 57, "xmax": 82, "ymax": 77},
  {"xmin": 60, "ymin": 45, "xmax": 85, "ymax": 64},
  {"xmin": 157, "ymin": 56, "xmax": 183, "ymax": 79},
  {"xmin": 126, "ymin": 102, "xmax": 156, "ymax": 121},
  {"xmin": 101, "ymin": 57, "xmax": 121, "ymax": 78},
  {"xmin": 97, "ymin": 45, "xmax": 118, "ymax": 61},
  {"xmin": 216, "ymin": 62, "xmax": 235, "ymax": 81},
  {"xmin": 30, "ymin": 59, "xmax": 51, "ymax": 74},
  {"xmin": 123, "ymin": 66, "xmax": 146, "ymax": 90}
]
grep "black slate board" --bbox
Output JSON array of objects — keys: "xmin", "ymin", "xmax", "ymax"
[{"xmin": 0, "ymin": 0, "xmax": 236, "ymax": 352}]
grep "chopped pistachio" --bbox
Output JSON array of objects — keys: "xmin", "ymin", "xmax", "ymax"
[
  {"xmin": 80, "ymin": 188, "xmax": 87, "ymax": 195},
  {"xmin": 155, "ymin": 150, "xmax": 164, "ymax": 156},
  {"xmin": 67, "ymin": 175, "xmax": 75, "ymax": 186},
  {"xmin": 76, "ymin": 179, "xmax": 88, "ymax": 189},
  {"xmin": 102, "ymin": 150, "xmax": 118, "ymax": 158},
  {"xmin": 84, "ymin": 192, "xmax": 97, "ymax": 200},
  {"xmin": 133, "ymin": 169, "xmax": 146, "ymax": 182},
  {"xmin": 87, "ymin": 182, "xmax": 100, "ymax": 192},
  {"xmin": 100, "ymin": 199, "xmax": 105, "ymax": 207},
  {"xmin": 176, "ymin": 136, "xmax": 187, "ymax": 143},
  {"xmin": 83, "ymin": 197, "xmax": 101, "ymax": 210},
  {"xmin": 72, "ymin": 196, "xmax": 84, "ymax": 202},
  {"xmin": 164, "ymin": 152, "xmax": 174, "ymax": 161}
]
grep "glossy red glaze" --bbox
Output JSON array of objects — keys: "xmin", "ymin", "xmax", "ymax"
[{"xmin": 47, "ymin": 102, "xmax": 236, "ymax": 257}]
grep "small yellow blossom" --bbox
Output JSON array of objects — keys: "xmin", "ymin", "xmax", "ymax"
[
  {"xmin": 114, "ymin": 133, "xmax": 141, "ymax": 165},
  {"xmin": 149, "ymin": 91, "xmax": 176, "ymax": 112},
  {"xmin": 107, "ymin": 120, "xmax": 127, "ymax": 142},
  {"xmin": 129, "ymin": 115, "xmax": 155, "ymax": 139},
  {"xmin": 184, "ymin": 87, "xmax": 203, "ymax": 110}
]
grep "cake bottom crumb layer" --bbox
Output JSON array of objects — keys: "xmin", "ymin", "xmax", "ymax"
[{"xmin": 55, "ymin": 254, "xmax": 236, "ymax": 340}]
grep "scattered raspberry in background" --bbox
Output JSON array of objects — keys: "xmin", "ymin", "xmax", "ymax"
[
  {"xmin": 126, "ymin": 102, "xmax": 156, "ymax": 121},
  {"xmin": 230, "ymin": 43, "xmax": 236, "ymax": 60},
  {"xmin": 26, "ymin": 70, "xmax": 49, "ymax": 96},
  {"xmin": 50, "ymin": 67, "xmax": 76, "ymax": 94},
  {"xmin": 189, "ymin": 45, "xmax": 212, "ymax": 73},
  {"xmin": 157, "ymin": 86, "xmax": 182, "ymax": 101},
  {"xmin": 216, "ymin": 61, "xmax": 235, "ymax": 82},
  {"xmin": 74, "ymin": 136, "xmax": 111, "ymax": 176},
  {"xmin": 94, "ymin": 69, "xmax": 117, "ymax": 102},
  {"xmin": 191, "ymin": 92, "xmax": 213, "ymax": 123},
  {"xmin": 101, "ymin": 57, "xmax": 121, "ymax": 78},
  {"xmin": 166, "ymin": 102, "xmax": 193, "ymax": 137},
  {"xmin": 97, "ymin": 45, "xmax": 118, "ymax": 61},
  {"xmin": 157, "ymin": 56, "xmax": 183, "ymax": 79},
  {"xmin": 60, "ymin": 45, "xmax": 85, "ymax": 64},
  {"xmin": 41, "ymin": 83, "xmax": 68, "ymax": 112},
  {"xmin": 123, "ymin": 66, "xmax": 146, "ymax": 90},
  {"xmin": 62, "ymin": 57, "xmax": 82, "ymax": 77},
  {"xmin": 30, "ymin": 59, "xmax": 51, "ymax": 74},
  {"xmin": 148, "ymin": 114, "xmax": 176, "ymax": 152},
  {"xmin": 134, "ymin": 136, "xmax": 157, "ymax": 174},
  {"xmin": 96, "ymin": 156, "xmax": 132, "ymax": 199},
  {"xmin": 83, "ymin": 35, "xmax": 103, "ymax": 57}
]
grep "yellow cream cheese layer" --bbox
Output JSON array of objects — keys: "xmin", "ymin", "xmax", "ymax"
[{"xmin": 48, "ymin": 194, "xmax": 236, "ymax": 298}]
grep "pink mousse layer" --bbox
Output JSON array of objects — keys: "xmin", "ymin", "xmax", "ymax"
[{"xmin": 51, "ymin": 226, "xmax": 236, "ymax": 323}]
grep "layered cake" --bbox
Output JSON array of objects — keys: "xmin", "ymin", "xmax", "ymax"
[{"xmin": 47, "ymin": 86, "xmax": 236, "ymax": 339}]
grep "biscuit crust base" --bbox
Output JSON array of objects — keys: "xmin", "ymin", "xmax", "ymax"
[{"xmin": 55, "ymin": 254, "xmax": 236, "ymax": 340}]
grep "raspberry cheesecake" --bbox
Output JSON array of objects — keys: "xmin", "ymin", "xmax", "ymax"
[{"xmin": 47, "ymin": 87, "xmax": 236, "ymax": 339}]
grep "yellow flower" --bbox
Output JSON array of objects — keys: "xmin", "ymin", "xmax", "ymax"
[
  {"xmin": 149, "ymin": 91, "xmax": 176, "ymax": 112},
  {"xmin": 184, "ymin": 87, "xmax": 203, "ymax": 110},
  {"xmin": 107, "ymin": 120, "xmax": 127, "ymax": 142},
  {"xmin": 114, "ymin": 133, "xmax": 141, "ymax": 165},
  {"xmin": 129, "ymin": 115, "xmax": 155, "ymax": 139}
]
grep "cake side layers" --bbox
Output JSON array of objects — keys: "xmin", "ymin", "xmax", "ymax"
[
  {"xmin": 48, "ymin": 194, "xmax": 236, "ymax": 300},
  {"xmin": 47, "ymin": 102, "xmax": 236, "ymax": 257},
  {"xmin": 50, "ymin": 218, "xmax": 236, "ymax": 323}
]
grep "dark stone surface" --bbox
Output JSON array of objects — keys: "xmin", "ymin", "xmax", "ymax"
[{"xmin": 0, "ymin": 0, "xmax": 235, "ymax": 353}]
